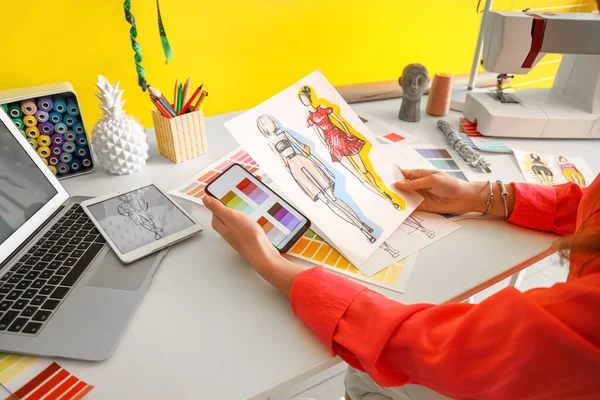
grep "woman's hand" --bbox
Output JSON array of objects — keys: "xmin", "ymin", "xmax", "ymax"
[
  {"xmin": 395, "ymin": 169, "xmax": 487, "ymax": 214},
  {"xmin": 395, "ymin": 169, "xmax": 515, "ymax": 217},
  {"xmin": 203, "ymin": 195, "xmax": 304, "ymax": 296}
]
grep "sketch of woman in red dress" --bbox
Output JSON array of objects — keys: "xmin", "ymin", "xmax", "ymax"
[{"xmin": 298, "ymin": 86, "xmax": 403, "ymax": 210}]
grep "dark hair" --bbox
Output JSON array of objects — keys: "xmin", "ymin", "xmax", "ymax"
[
  {"xmin": 299, "ymin": 86, "xmax": 312, "ymax": 101},
  {"xmin": 256, "ymin": 114, "xmax": 282, "ymax": 138},
  {"xmin": 530, "ymin": 153, "xmax": 541, "ymax": 161},
  {"xmin": 558, "ymin": 156, "xmax": 568, "ymax": 162}
]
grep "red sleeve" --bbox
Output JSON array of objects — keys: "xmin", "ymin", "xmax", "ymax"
[
  {"xmin": 325, "ymin": 107, "xmax": 333, "ymax": 115},
  {"xmin": 291, "ymin": 267, "xmax": 600, "ymax": 399},
  {"xmin": 508, "ymin": 182, "xmax": 584, "ymax": 235},
  {"xmin": 306, "ymin": 115, "xmax": 314, "ymax": 127}
]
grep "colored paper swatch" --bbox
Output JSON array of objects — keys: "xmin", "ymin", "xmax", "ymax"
[
  {"xmin": 267, "ymin": 203, "xmax": 300, "ymax": 231},
  {"xmin": 0, "ymin": 354, "xmax": 94, "ymax": 399},
  {"xmin": 288, "ymin": 230, "xmax": 414, "ymax": 293},
  {"xmin": 221, "ymin": 191, "xmax": 254, "ymax": 215},
  {"xmin": 415, "ymin": 148, "xmax": 468, "ymax": 182},
  {"xmin": 459, "ymin": 118, "xmax": 512, "ymax": 154},
  {"xmin": 170, "ymin": 148, "xmax": 272, "ymax": 204},
  {"xmin": 236, "ymin": 177, "xmax": 269, "ymax": 206}
]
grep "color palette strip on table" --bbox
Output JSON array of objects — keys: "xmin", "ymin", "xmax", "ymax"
[
  {"xmin": 236, "ymin": 178, "xmax": 268, "ymax": 205},
  {"xmin": 376, "ymin": 132, "xmax": 407, "ymax": 145},
  {"xmin": 220, "ymin": 191, "xmax": 254, "ymax": 215},
  {"xmin": 415, "ymin": 148, "xmax": 468, "ymax": 181},
  {"xmin": 459, "ymin": 118, "xmax": 512, "ymax": 154},
  {"xmin": 288, "ymin": 230, "xmax": 410, "ymax": 293},
  {"xmin": 170, "ymin": 148, "xmax": 272, "ymax": 204},
  {"xmin": 267, "ymin": 203, "xmax": 301, "ymax": 231},
  {"xmin": 0, "ymin": 354, "xmax": 94, "ymax": 399}
]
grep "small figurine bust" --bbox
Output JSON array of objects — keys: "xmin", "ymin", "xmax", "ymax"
[{"xmin": 398, "ymin": 64, "xmax": 429, "ymax": 122}]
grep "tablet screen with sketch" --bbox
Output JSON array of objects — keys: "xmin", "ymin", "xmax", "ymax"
[{"xmin": 85, "ymin": 184, "xmax": 195, "ymax": 254}]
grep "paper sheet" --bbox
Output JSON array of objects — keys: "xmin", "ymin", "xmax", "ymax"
[
  {"xmin": 512, "ymin": 149, "xmax": 596, "ymax": 187},
  {"xmin": 0, "ymin": 353, "xmax": 94, "ymax": 399},
  {"xmin": 224, "ymin": 70, "xmax": 422, "ymax": 268},
  {"xmin": 359, "ymin": 113, "xmax": 418, "ymax": 146}
]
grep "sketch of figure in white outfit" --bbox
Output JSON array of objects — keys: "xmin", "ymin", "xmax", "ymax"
[
  {"xmin": 117, "ymin": 194, "xmax": 163, "ymax": 240},
  {"xmin": 400, "ymin": 214, "xmax": 436, "ymax": 239}
]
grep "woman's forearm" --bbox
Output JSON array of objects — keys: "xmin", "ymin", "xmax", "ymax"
[
  {"xmin": 468, "ymin": 181, "xmax": 516, "ymax": 218},
  {"xmin": 253, "ymin": 257, "xmax": 304, "ymax": 298}
]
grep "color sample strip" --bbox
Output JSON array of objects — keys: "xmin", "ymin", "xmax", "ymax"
[
  {"xmin": 383, "ymin": 132, "xmax": 405, "ymax": 142},
  {"xmin": 267, "ymin": 203, "xmax": 300, "ymax": 231},
  {"xmin": 416, "ymin": 148, "xmax": 452, "ymax": 159},
  {"xmin": 288, "ymin": 230, "xmax": 407, "ymax": 292},
  {"xmin": 257, "ymin": 217, "xmax": 286, "ymax": 246},
  {"xmin": 415, "ymin": 147, "xmax": 469, "ymax": 183},
  {"xmin": 171, "ymin": 148, "xmax": 273, "ymax": 205},
  {"xmin": 427, "ymin": 159, "xmax": 459, "ymax": 170},
  {"xmin": 236, "ymin": 178, "xmax": 269, "ymax": 206},
  {"xmin": 459, "ymin": 118, "xmax": 512, "ymax": 154},
  {"xmin": 221, "ymin": 191, "xmax": 254, "ymax": 215}
]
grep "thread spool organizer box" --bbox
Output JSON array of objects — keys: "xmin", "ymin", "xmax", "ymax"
[{"xmin": 0, "ymin": 82, "xmax": 95, "ymax": 179}]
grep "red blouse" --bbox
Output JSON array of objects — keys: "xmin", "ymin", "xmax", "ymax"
[{"xmin": 290, "ymin": 176, "xmax": 600, "ymax": 400}]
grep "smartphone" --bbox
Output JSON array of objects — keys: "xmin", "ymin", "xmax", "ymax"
[{"xmin": 205, "ymin": 163, "xmax": 311, "ymax": 253}]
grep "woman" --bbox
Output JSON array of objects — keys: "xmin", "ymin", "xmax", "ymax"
[
  {"xmin": 558, "ymin": 156, "xmax": 586, "ymax": 187},
  {"xmin": 298, "ymin": 86, "xmax": 403, "ymax": 210},
  {"xmin": 256, "ymin": 114, "xmax": 377, "ymax": 243},
  {"xmin": 529, "ymin": 153, "xmax": 554, "ymax": 186},
  {"xmin": 204, "ymin": 169, "xmax": 600, "ymax": 399}
]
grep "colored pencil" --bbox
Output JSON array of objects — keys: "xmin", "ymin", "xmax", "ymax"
[
  {"xmin": 179, "ymin": 84, "xmax": 203, "ymax": 115},
  {"xmin": 176, "ymin": 84, "xmax": 183, "ymax": 114},
  {"xmin": 150, "ymin": 95, "xmax": 172, "ymax": 118},
  {"xmin": 147, "ymin": 85, "xmax": 175, "ymax": 114},
  {"xmin": 173, "ymin": 79, "xmax": 179, "ymax": 110},
  {"xmin": 193, "ymin": 91, "xmax": 208, "ymax": 111},
  {"xmin": 181, "ymin": 78, "xmax": 191, "ymax": 107},
  {"xmin": 156, "ymin": 96, "xmax": 177, "ymax": 117}
]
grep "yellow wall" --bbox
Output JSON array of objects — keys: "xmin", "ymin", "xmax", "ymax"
[{"xmin": 1, "ymin": 1, "xmax": 485, "ymax": 127}]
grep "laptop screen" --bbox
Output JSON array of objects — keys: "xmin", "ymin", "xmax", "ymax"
[{"xmin": 0, "ymin": 121, "xmax": 58, "ymax": 245}]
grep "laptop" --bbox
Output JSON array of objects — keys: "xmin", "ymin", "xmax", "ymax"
[{"xmin": 0, "ymin": 109, "xmax": 166, "ymax": 361}]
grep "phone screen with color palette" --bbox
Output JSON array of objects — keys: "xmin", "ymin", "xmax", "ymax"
[{"xmin": 205, "ymin": 163, "xmax": 311, "ymax": 253}]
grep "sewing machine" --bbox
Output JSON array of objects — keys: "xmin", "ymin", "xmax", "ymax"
[{"xmin": 463, "ymin": 11, "xmax": 600, "ymax": 138}]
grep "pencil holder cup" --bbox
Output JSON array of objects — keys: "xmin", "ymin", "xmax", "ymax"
[{"xmin": 152, "ymin": 109, "xmax": 208, "ymax": 163}]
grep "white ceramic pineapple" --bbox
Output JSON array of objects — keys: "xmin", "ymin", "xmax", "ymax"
[{"xmin": 91, "ymin": 75, "xmax": 149, "ymax": 175}]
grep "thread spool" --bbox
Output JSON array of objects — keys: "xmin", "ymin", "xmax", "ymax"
[
  {"xmin": 38, "ymin": 122, "xmax": 54, "ymax": 134},
  {"xmin": 27, "ymin": 138, "xmax": 38, "ymax": 149},
  {"xmin": 53, "ymin": 95, "xmax": 66, "ymax": 113},
  {"xmin": 62, "ymin": 141, "xmax": 76, "ymax": 153},
  {"xmin": 64, "ymin": 131, "xmax": 76, "ymax": 142},
  {"xmin": 37, "ymin": 96, "xmax": 53, "ymax": 112},
  {"xmin": 73, "ymin": 122, "xmax": 84, "ymax": 134},
  {"xmin": 19, "ymin": 129, "xmax": 26, "ymax": 136},
  {"xmin": 8, "ymin": 104, "xmax": 22, "ymax": 118},
  {"xmin": 66, "ymin": 97, "xmax": 80, "ymax": 116},
  {"xmin": 21, "ymin": 100, "xmax": 37, "ymax": 116},
  {"xmin": 426, "ymin": 73, "xmax": 453, "ymax": 117},
  {"xmin": 23, "ymin": 115, "xmax": 37, "ymax": 127},
  {"xmin": 48, "ymin": 155, "xmax": 60, "ymax": 166},
  {"xmin": 69, "ymin": 160, "xmax": 81, "ymax": 171},
  {"xmin": 49, "ymin": 112, "xmax": 62, "ymax": 123},
  {"xmin": 48, "ymin": 165, "xmax": 57, "ymax": 175},
  {"xmin": 25, "ymin": 126, "xmax": 40, "ymax": 139},
  {"xmin": 75, "ymin": 145, "xmax": 88, "ymax": 158},
  {"xmin": 51, "ymin": 144, "xmax": 63, "ymax": 155},
  {"xmin": 37, "ymin": 134, "xmax": 52, "ymax": 147},
  {"xmin": 54, "ymin": 123, "xmax": 67, "ymax": 134},
  {"xmin": 41, "ymin": 157, "xmax": 49, "ymax": 166},
  {"xmin": 35, "ymin": 110, "xmax": 49, "ymax": 122},
  {"xmin": 0, "ymin": 104, "xmax": 7, "ymax": 113},
  {"xmin": 64, "ymin": 115, "xmax": 76, "ymax": 127},
  {"xmin": 82, "ymin": 158, "xmax": 92, "ymax": 168},
  {"xmin": 60, "ymin": 152, "xmax": 73, "ymax": 163},
  {"xmin": 37, "ymin": 146, "xmax": 51, "ymax": 158},
  {"xmin": 11, "ymin": 118, "xmax": 23, "ymax": 130},
  {"xmin": 77, "ymin": 136, "xmax": 88, "ymax": 146},
  {"xmin": 51, "ymin": 134, "xmax": 64, "ymax": 146},
  {"xmin": 57, "ymin": 162, "xmax": 70, "ymax": 175}
]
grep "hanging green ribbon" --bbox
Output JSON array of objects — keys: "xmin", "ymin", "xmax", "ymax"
[{"xmin": 123, "ymin": 0, "xmax": 173, "ymax": 92}]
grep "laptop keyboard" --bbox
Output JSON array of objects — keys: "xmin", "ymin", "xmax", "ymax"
[{"xmin": 0, "ymin": 204, "xmax": 105, "ymax": 336}]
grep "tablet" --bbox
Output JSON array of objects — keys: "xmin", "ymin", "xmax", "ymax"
[{"xmin": 81, "ymin": 183, "xmax": 203, "ymax": 263}]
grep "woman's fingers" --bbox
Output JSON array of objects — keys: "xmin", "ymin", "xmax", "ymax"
[
  {"xmin": 395, "ymin": 175, "xmax": 437, "ymax": 191},
  {"xmin": 203, "ymin": 195, "xmax": 231, "ymax": 220},
  {"xmin": 211, "ymin": 214, "xmax": 226, "ymax": 234},
  {"xmin": 400, "ymin": 169, "xmax": 439, "ymax": 181}
]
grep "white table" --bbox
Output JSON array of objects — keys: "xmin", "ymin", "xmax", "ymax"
[{"xmin": 59, "ymin": 98, "xmax": 599, "ymax": 399}]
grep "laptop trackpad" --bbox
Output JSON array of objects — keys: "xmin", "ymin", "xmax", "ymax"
[{"xmin": 86, "ymin": 250, "xmax": 155, "ymax": 291}]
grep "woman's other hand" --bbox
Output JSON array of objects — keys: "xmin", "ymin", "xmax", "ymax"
[
  {"xmin": 203, "ymin": 195, "xmax": 303, "ymax": 296},
  {"xmin": 395, "ymin": 169, "xmax": 488, "ymax": 214}
]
